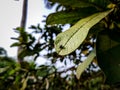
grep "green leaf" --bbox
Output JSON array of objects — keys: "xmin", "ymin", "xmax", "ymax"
[
  {"xmin": 14, "ymin": 27, "xmax": 24, "ymax": 32},
  {"xmin": 54, "ymin": 10, "xmax": 112, "ymax": 55},
  {"xmin": 0, "ymin": 57, "xmax": 15, "ymax": 67},
  {"xmin": 109, "ymin": 29, "xmax": 120, "ymax": 42},
  {"xmin": 20, "ymin": 77, "xmax": 28, "ymax": 90},
  {"xmin": 10, "ymin": 42, "xmax": 21, "ymax": 47},
  {"xmin": 0, "ymin": 47, "xmax": 7, "ymax": 56},
  {"xmin": 76, "ymin": 50, "xmax": 96, "ymax": 79},
  {"xmin": 49, "ymin": 0, "xmax": 92, "ymax": 8},
  {"xmin": 36, "ymin": 66, "xmax": 49, "ymax": 77},
  {"xmin": 96, "ymin": 30, "xmax": 120, "ymax": 84},
  {"xmin": 48, "ymin": 0, "xmax": 110, "ymax": 9},
  {"xmin": 0, "ymin": 66, "xmax": 9, "ymax": 74},
  {"xmin": 8, "ymin": 69, "xmax": 16, "ymax": 75},
  {"xmin": 46, "ymin": 7, "xmax": 98, "ymax": 25}
]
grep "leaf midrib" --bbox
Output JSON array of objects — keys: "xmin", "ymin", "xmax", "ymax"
[{"xmin": 58, "ymin": 13, "xmax": 104, "ymax": 54}]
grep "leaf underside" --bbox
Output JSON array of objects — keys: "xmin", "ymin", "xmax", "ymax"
[
  {"xmin": 76, "ymin": 50, "xmax": 96, "ymax": 79},
  {"xmin": 54, "ymin": 10, "xmax": 112, "ymax": 55}
]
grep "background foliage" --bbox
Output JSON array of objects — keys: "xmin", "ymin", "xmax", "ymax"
[{"xmin": 0, "ymin": 0, "xmax": 120, "ymax": 90}]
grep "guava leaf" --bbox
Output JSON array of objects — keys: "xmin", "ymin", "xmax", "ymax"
[
  {"xmin": 46, "ymin": 7, "xmax": 98, "ymax": 25},
  {"xmin": 54, "ymin": 10, "xmax": 112, "ymax": 55},
  {"xmin": 76, "ymin": 50, "xmax": 96, "ymax": 79},
  {"xmin": 48, "ymin": 0, "xmax": 110, "ymax": 9},
  {"xmin": 96, "ymin": 30, "xmax": 120, "ymax": 84},
  {"xmin": 48, "ymin": 0, "xmax": 92, "ymax": 8}
]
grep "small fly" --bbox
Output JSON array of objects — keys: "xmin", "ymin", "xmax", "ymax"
[{"xmin": 59, "ymin": 45, "xmax": 65, "ymax": 49}]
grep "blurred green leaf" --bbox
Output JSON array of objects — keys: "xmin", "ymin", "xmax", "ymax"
[
  {"xmin": 36, "ymin": 65, "xmax": 49, "ymax": 77},
  {"xmin": 48, "ymin": 0, "xmax": 110, "ymax": 9},
  {"xmin": 14, "ymin": 27, "xmax": 24, "ymax": 32},
  {"xmin": 0, "ymin": 57, "xmax": 15, "ymax": 67},
  {"xmin": 10, "ymin": 42, "xmax": 21, "ymax": 47},
  {"xmin": 36, "ymin": 70, "xmax": 48, "ymax": 77},
  {"xmin": 20, "ymin": 77, "xmax": 28, "ymax": 90},
  {"xmin": 109, "ymin": 29, "xmax": 120, "ymax": 42},
  {"xmin": 0, "ymin": 66, "xmax": 9, "ymax": 74},
  {"xmin": 29, "ymin": 25, "xmax": 37, "ymax": 29},
  {"xmin": 46, "ymin": 7, "xmax": 98, "ymax": 25},
  {"xmin": 48, "ymin": 0, "xmax": 93, "ymax": 8},
  {"xmin": 76, "ymin": 50, "xmax": 96, "ymax": 79},
  {"xmin": 0, "ymin": 47, "xmax": 7, "ymax": 56},
  {"xmin": 96, "ymin": 30, "xmax": 120, "ymax": 84}
]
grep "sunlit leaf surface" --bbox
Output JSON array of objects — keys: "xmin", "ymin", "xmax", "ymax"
[{"xmin": 55, "ymin": 10, "xmax": 112, "ymax": 55}]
